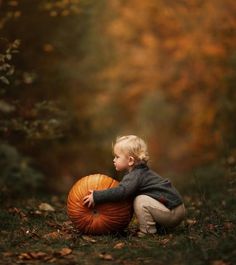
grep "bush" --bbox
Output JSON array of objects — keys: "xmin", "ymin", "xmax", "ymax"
[{"xmin": 0, "ymin": 143, "xmax": 44, "ymax": 197}]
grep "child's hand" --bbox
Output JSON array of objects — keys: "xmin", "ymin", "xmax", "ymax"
[{"xmin": 83, "ymin": 190, "xmax": 94, "ymax": 208}]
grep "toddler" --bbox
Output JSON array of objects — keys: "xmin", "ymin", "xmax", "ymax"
[{"xmin": 83, "ymin": 135, "xmax": 186, "ymax": 236}]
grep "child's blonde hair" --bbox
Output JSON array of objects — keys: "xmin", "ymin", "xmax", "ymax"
[{"xmin": 114, "ymin": 135, "xmax": 149, "ymax": 164}]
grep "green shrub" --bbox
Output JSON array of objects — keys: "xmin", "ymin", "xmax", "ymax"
[{"xmin": 0, "ymin": 143, "xmax": 44, "ymax": 197}]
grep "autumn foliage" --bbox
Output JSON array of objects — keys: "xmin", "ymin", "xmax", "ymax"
[{"xmin": 0, "ymin": 0, "xmax": 236, "ymax": 189}]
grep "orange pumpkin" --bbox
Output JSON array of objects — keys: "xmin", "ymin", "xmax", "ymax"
[{"xmin": 67, "ymin": 174, "xmax": 133, "ymax": 235}]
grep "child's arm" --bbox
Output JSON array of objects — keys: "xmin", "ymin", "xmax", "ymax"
[{"xmin": 90, "ymin": 172, "xmax": 140, "ymax": 205}]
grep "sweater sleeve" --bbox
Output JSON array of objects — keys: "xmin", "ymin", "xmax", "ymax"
[{"xmin": 93, "ymin": 172, "xmax": 140, "ymax": 204}]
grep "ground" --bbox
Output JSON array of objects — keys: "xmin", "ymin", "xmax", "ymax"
[{"xmin": 0, "ymin": 163, "xmax": 235, "ymax": 265}]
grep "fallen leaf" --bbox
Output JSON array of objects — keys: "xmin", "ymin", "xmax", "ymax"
[
  {"xmin": 63, "ymin": 220, "xmax": 73, "ymax": 227},
  {"xmin": 113, "ymin": 242, "xmax": 125, "ymax": 249},
  {"xmin": 99, "ymin": 253, "xmax": 113, "ymax": 260},
  {"xmin": 29, "ymin": 252, "xmax": 47, "ymax": 259},
  {"xmin": 8, "ymin": 207, "xmax": 28, "ymax": 221},
  {"xmin": 39, "ymin": 202, "xmax": 55, "ymax": 212},
  {"xmin": 159, "ymin": 234, "xmax": 173, "ymax": 245},
  {"xmin": 3, "ymin": 252, "xmax": 14, "ymax": 257},
  {"xmin": 63, "ymin": 233, "xmax": 73, "ymax": 240},
  {"xmin": 223, "ymin": 222, "xmax": 234, "ymax": 230},
  {"xmin": 64, "ymin": 220, "xmax": 72, "ymax": 224},
  {"xmin": 61, "ymin": 221, "xmax": 73, "ymax": 232},
  {"xmin": 186, "ymin": 219, "xmax": 197, "ymax": 225},
  {"xmin": 18, "ymin": 252, "xmax": 48, "ymax": 260},
  {"xmin": 43, "ymin": 231, "xmax": 60, "ymax": 240},
  {"xmin": 58, "ymin": 247, "xmax": 72, "ymax": 256},
  {"xmin": 48, "ymin": 257, "xmax": 57, "ymax": 263},
  {"xmin": 18, "ymin": 253, "xmax": 32, "ymax": 260},
  {"xmin": 82, "ymin": 235, "xmax": 97, "ymax": 243},
  {"xmin": 206, "ymin": 223, "xmax": 216, "ymax": 230},
  {"xmin": 46, "ymin": 220, "xmax": 62, "ymax": 229},
  {"xmin": 19, "ymin": 212, "xmax": 28, "ymax": 221},
  {"xmin": 160, "ymin": 238, "xmax": 170, "ymax": 245}
]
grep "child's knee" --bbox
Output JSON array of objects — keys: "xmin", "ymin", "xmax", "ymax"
[
  {"xmin": 133, "ymin": 195, "xmax": 150, "ymax": 214},
  {"xmin": 134, "ymin": 195, "xmax": 152, "ymax": 208}
]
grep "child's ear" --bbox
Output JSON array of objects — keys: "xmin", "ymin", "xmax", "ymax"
[{"xmin": 128, "ymin": 156, "xmax": 135, "ymax": 166}]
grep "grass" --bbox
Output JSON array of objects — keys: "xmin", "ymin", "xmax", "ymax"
[{"xmin": 0, "ymin": 163, "xmax": 235, "ymax": 265}]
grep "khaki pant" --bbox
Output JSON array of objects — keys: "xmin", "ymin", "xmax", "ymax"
[{"xmin": 134, "ymin": 195, "xmax": 186, "ymax": 234}]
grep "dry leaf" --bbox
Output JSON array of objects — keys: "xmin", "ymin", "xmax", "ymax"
[
  {"xmin": 63, "ymin": 220, "xmax": 73, "ymax": 227},
  {"xmin": 58, "ymin": 247, "xmax": 72, "ymax": 256},
  {"xmin": 19, "ymin": 212, "xmax": 28, "ymax": 221},
  {"xmin": 61, "ymin": 221, "xmax": 73, "ymax": 232},
  {"xmin": 18, "ymin": 253, "xmax": 32, "ymax": 260},
  {"xmin": 43, "ymin": 231, "xmax": 60, "ymax": 240},
  {"xmin": 99, "ymin": 253, "xmax": 113, "ymax": 260},
  {"xmin": 160, "ymin": 238, "xmax": 170, "ymax": 245},
  {"xmin": 63, "ymin": 220, "xmax": 72, "ymax": 225},
  {"xmin": 113, "ymin": 242, "xmax": 125, "ymax": 249},
  {"xmin": 206, "ymin": 223, "xmax": 216, "ymax": 230},
  {"xmin": 223, "ymin": 222, "xmax": 234, "ymax": 230},
  {"xmin": 48, "ymin": 257, "xmax": 57, "ymax": 263},
  {"xmin": 29, "ymin": 252, "xmax": 47, "ymax": 259},
  {"xmin": 186, "ymin": 219, "xmax": 197, "ymax": 225},
  {"xmin": 18, "ymin": 252, "xmax": 48, "ymax": 260},
  {"xmin": 63, "ymin": 233, "xmax": 73, "ymax": 240},
  {"xmin": 159, "ymin": 234, "xmax": 173, "ymax": 245},
  {"xmin": 3, "ymin": 252, "xmax": 14, "ymax": 257},
  {"xmin": 8, "ymin": 207, "xmax": 28, "ymax": 221},
  {"xmin": 82, "ymin": 235, "xmax": 97, "ymax": 243},
  {"xmin": 46, "ymin": 220, "xmax": 62, "ymax": 229},
  {"xmin": 39, "ymin": 202, "xmax": 55, "ymax": 212}
]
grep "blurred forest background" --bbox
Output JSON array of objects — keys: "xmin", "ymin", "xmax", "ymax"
[{"xmin": 0, "ymin": 0, "xmax": 236, "ymax": 195}]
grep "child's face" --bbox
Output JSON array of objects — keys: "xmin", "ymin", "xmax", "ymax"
[{"xmin": 113, "ymin": 145, "xmax": 134, "ymax": 172}]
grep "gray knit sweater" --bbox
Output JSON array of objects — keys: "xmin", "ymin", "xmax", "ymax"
[{"xmin": 93, "ymin": 164, "xmax": 183, "ymax": 209}]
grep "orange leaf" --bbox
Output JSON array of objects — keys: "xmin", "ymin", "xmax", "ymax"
[
  {"xmin": 82, "ymin": 235, "xmax": 97, "ymax": 243},
  {"xmin": 18, "ymin": 253, "xmax": 32, "ymax": 260},
  {"xmin": 58, "ymin": 247, "xmax": 72, "ymax": 256},
  {"xmin": 29, "ymin": 252, "xmax": 47, "ymax": 259},
  {"xmin": 160, "ymin": 238, "xmax": 170, "ymax": 245},
  {"xmin": 3, "ymin": 252, "xmax": 14, "ymax": 257},
  {"xmin": 18, "ymin": 252, "xmax": 48, "ymax": 260},
  {"xmin": 99, "ymin": 253, "xmax": 113, "ymax": 260},
  {"xmin": 43, "ymin": 231, "xmax": 60, "ymax": 240},
  {"xmin": 113, "ymin": 242, "xmax": 125, "ymax": 249},
  {"xmin": 186, "ymin": 219, "xmax": 197, "ymax": 225}
]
